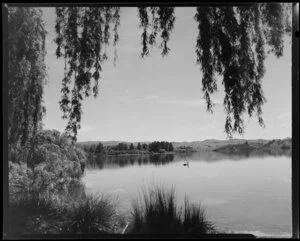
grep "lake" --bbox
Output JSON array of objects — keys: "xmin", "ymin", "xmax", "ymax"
[{"xmin": 82, "ymin": 152, "xmax": 292, "ymax": 237}]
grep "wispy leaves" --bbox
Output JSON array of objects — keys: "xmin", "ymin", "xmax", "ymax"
[
  {"xmin": 194, "ymin": 3, "xmax": 288, "ymax": 137},
  {"xmin": 54, "ymin": 4, "xmax": 291, "ymax": 140},
  {"xmin": 55, "ymin": 7, "xmax": 120, "ymax": 141},
  {"xmin": 138, "ymin": 7, "xmax": 175, "ymax": 58}
]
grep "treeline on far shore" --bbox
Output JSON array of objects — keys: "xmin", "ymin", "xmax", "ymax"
[{"xmin": 78, "ymin": 141, "xmax": 175, "ymax": 156}]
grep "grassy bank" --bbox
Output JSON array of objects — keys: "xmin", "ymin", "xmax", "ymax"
[
  {"xmin": 9, "ymin": 183, "xmax": 215, "ymax": 236},
  {"xmin": 9, "ymin": 182, "xmax": 126, "ymax": 235}
]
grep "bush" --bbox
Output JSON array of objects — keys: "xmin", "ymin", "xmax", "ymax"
[
  {"xmin": 8, "ymin": 181, "xmax": 126, "ymax": 235},
  {"xmin": 182, "ymin": 198, "xmax": 215, "ymax": 235},
  {"xmin": 9, "ymin": 193, "xmax": 63, "ymax": 235},
  {"xmin": 130, "ymin": 186, "xmax": 215, "ymax": 236},
  {"xmin": 63, "ymin": 194, "xmax": 126, "ymax": 234},
  {"xmin": 8, "ymin": 129, "xmax": 97, "ymax": 235},
  {"xmin": 9, "ymin": 130, "xmax": 87, "ymax": 197}
]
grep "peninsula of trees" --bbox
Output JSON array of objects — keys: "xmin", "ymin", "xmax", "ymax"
[{"xmin": 79, "ymin": 141, "xmax": 175, "ymax": 156}]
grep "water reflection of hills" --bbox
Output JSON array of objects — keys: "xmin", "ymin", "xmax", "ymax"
[
  {"xmin": 176, "ymin": 150, "xmax": 291, "ymax": 162},
  {"xmin": 86, "ymin": 150, "xmax": 291, "ymax": 170},
  {"xmin": 86, "ymin": 154, "xmax": 175, "ymax": 170}
]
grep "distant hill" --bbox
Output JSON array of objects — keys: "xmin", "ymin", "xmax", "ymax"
[
  {"xmin": 171, "ymin": 139, "xmax": 270, "ymax": 151},
  {"xmin": 77, "ymin": 141, "xmax": 124, "ymax": 147},
  {"xmin": 213, "ymin": 138, "xmax": 291, "ymax": 156},
  {"xmin": 77, "ymin": 138, "xmax": 291, "ymax": 154},
  {"xmin": 77, "ymin": 141, "xmax": 151, "ymax": 148}
]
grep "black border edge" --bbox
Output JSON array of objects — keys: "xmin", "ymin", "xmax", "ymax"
[
  {"xmin": 2, "ymin": 3, "xmax": 9, "ymax": 240},
  {"xmin": 4, "ymin": 2, "xmax": 261, "ymax": 7},
  {"xmin": 2, "ymin": 2, "xmax": 299, "ymax": 240},
  {"xmin": 292, "ymin": 2, "xmax": 299, "ymax": 239}
]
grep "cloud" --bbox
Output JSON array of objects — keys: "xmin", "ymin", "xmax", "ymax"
[
  {"xmin": 281, "ymin": 123, "xmax": 291, "ymax": 128},
  {"xmin": 277, "ymin": 112, "xmax": 291, "ymax": 129},
  {"xmin": 118, "ymin": 89, "xmax": 133, "ymax": 101},
  {"xmin": 161, "ymin": 99, "xmax": 206, "ymax": 107},
  {"xmin": 144, "ymin": 95, "xmax": 207, "ymax": 107},
  {"xmin": 119, "ymin": 43, "xmax": 140, "ymax": 54},
  {"xmin": 195, "ymin": 124, "xmax": 215, "ymax": 132},
  {"xmin": 144, "ymin": 95, "xmax": 223, "ymax": 107},
  {"xmin": 144, "ymin": 95, "xmax": 159, "ymax": 101},
  {"xmin": 78, "ymin": 126, "xmax": 98, "ymax": 133},
  {"xmin": 277, "ymin": 112, "xmax": 291, "ymax": 120}
]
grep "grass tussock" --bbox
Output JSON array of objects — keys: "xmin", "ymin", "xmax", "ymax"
[
  {"xmin": 64, "ymin": 194, "xmax": 126, "ymax": 234},
  {"xmin": 9, "ymin": 181, "xmax": 126, "ymax": 235},
  {"xmin": 130, "ymin": 185, "xmax": 215, "ymax": 236}
]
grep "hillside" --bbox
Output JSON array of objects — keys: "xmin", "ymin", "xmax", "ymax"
[
  {"xmin": 212, "ymin": 142, "xmax": 256, "ymax": 154},
  {"xmin": 171, "ymin": 139, "xmax": 269, "ymax": 151},
  {"xmin": 77, "ymin": 138, "xmax": 291, "ymax": 154},
  {"xmin": 213, "ymin": 138, "xmax": 291, "ymax": 155}
]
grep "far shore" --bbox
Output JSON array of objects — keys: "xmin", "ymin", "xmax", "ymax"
[{"xmin": 89, "ymin": 151, "xmax": 187, "ymax": 157}]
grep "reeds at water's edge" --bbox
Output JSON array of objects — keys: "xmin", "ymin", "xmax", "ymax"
[
  {"xmin": 9, "ymin": 182, "xmax": 215, "ymax": 235},
  {"xmin": 9, "ymin": 178, "xmax": 126, "ymax": 235},
  {"xmin": 130, "ymin": 185, "xmax": 216, "ymax": 235}
]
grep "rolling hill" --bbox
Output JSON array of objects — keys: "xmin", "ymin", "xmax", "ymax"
[{"xmin": 77, "ymin": 138, "xmax": 291, "ymax": 155}]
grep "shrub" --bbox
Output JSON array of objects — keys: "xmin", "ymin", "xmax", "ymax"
[
  {"xmin": 8, "ymin": 193, "xmax": 63, "ymax": 235},
  {"xmin": 8, "ymin": 129, "xmax": 94, "ymax": 235},
  {"xmin": 62, "ymin": 194, "xmax": 125, "ymax": 234},
  {"xmin": 182, "ymin": 198, "xmax": 215, "ymax": 235},
  {"xmin": 8, "ymin": 181, "xmax": 126, "ymax": 235},
  {"xmin": 130, "ymin": 186, "xmax": 215, "ymax": 236}
]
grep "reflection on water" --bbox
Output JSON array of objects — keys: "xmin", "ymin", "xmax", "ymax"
[
  {"xmin": 82, "ymin": 152, "xmax": 292, "ymax": 237},
  {"xmin": 86, "ymin": 150, "xmax": 290, "ymax": 170},
  {"xmin": 87, "ymin": 154, "xmax": 175, "ymax": 170}
]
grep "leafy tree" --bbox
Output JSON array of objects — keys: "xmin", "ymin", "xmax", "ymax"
[
  {"xmin": 137, "ymin": 142, "xmax": 142, "ymax": 150},
  {"xmin": 55, "ymin": 4, "xmax": 292, "ymax": 140},
  {"xmin": 89, "ymin": 144, "xmax": 97, "ymax": 153},
  {"xmin": 9, "ymin": 129, "xmax": 87, "ymax": 200},
  {"xmin": 142, "ymin": 143, "xmax": 148, "ymax": 150},
  {"xmin": 8, "ymin": 7, "xmax": 47, "ymax": 149},
  {"xmin": 147, "ymin": 141, "xmax": 174, "ymax": 152},
  {"xmin": 95, "ymin": 142, "xmax": 105, "ymax": 154},
  {"xmin": 169, "ymin": 143, "xmax": 174, "ymax": 152},
  {"xmin": 124, "ymin": 143, "xmax": 129, "ymax": 151},
  {"xmin": 130, "ymin": 143, "xmax": 135, "ymax": 150},
  {"xmin": 117, "ymin": 142, "xmax": 128, "ymax": 151}
]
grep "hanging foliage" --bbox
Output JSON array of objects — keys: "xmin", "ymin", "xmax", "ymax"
[
  {"xmin": 55, "ymin": 4, "xmax": 291, "ymax": 140},
  {"xmin": 138, "ymin": 7, "xmax": 176, "ymax": 57},
  {"xmin": 55, "ymin": 7, "xmax": 120, "ymax": 141},
  {"xmin": 194, "ymin": 3, "xmax": 289, "ymax": 137},
  {"xmin": 8, "ymin": 7, "xmax": 47, "ymax": 147}
]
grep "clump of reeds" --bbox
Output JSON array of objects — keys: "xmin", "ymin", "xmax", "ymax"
[
  {"xmin": 130, "ymin": 185, "xmax": 215, "ymax": 236},
  {"xmin": 8, "ymin": 194, "xmax": 63, "ymax": 235},
  {"xmin": 8, "ymin": 185, "xmax": 126, "ymax": 235},
  {"xmin": 63, "ymin": 193, "xmax": 125, "ymax": 234}
]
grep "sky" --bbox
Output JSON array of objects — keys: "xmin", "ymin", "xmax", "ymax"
[{"xmin": 41, "ymin": 7, "xmax": 292, "ymax": 142}]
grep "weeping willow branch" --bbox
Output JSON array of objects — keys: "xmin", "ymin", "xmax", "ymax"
[
  {"xmin": 194, "ymin": 3, "xmax": 287, "ymax": 137},
  {"xmin": 8, "ymin": 7, "xmax": 47, "ymax": 147},
  {"xmin": 54, "ymin": 7, "xmax": 120, "ymax": 141},
  {"xmin": 55, "ymin": 4, "xmax": 290, "ymax": 140},
  {"xmin": 138, "ymin": 7, "xmax": 175, "ymax": 57}
]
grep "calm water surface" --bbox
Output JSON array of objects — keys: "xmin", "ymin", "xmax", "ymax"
[{"xmin": 82, "ymin": 152, "xmax": 292, "ymax": 237}]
